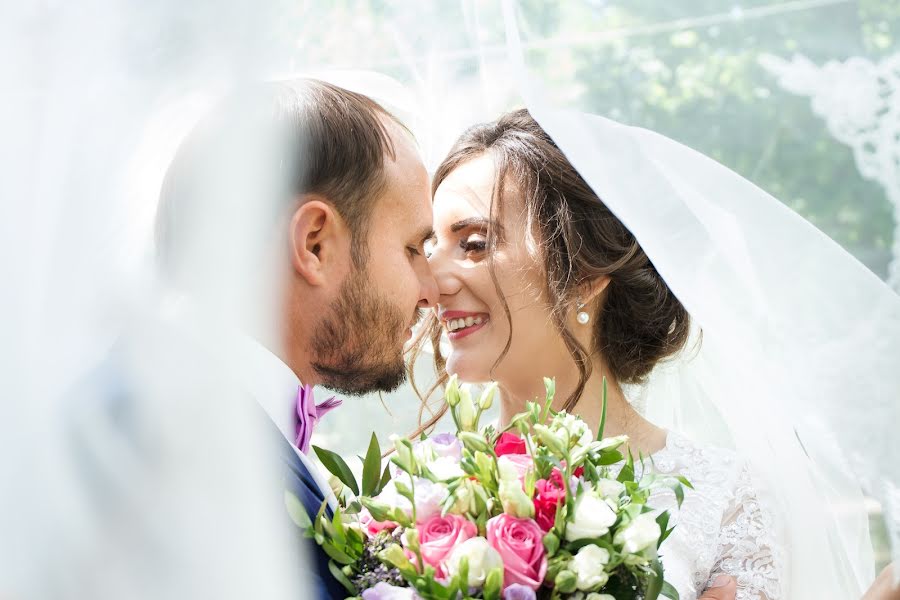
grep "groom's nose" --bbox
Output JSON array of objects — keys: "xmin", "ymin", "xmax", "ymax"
[{"xmin": 416, "ymin": 260, "xmax": 439, "ymax": 309}]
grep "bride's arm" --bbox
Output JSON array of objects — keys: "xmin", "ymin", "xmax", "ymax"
[{"xmin": 707, "ymin": 463, "xmax": 785, "ymax": 600}]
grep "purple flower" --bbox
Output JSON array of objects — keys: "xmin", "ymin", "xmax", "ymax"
[
  {"xmin": 430, "ymin": 432, "xmax": 462, "ymax": 461},
  {"xmin": 361, "ymin": 582, "xmax": 420, "ymax": 600},
  {"xmin": 503, "ymin": 583, "xmax": 537, "ymax": 600}
]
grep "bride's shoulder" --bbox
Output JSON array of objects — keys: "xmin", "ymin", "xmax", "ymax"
[{"xmin": 652, "ymin": 430, "xmax": 753, "ymax": 494}]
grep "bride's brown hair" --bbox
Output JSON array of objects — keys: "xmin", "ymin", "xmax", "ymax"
[{"xmin": 408, "ymin": 109, "xmax": 690, "ymax": 435}]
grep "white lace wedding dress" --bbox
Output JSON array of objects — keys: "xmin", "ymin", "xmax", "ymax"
[{"xmin": 644, "ymin": 432, "xmax": 784, "ymax": 600}]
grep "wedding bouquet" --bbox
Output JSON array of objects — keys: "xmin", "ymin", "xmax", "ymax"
[{"xmin": 289, "ymin": 376, "xmax": 688, "ymax": 600}]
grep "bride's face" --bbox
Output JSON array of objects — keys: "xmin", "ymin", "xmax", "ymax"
[{"xmin": 429, "ymin": 153, "xmax": 573, "ymax": 385}]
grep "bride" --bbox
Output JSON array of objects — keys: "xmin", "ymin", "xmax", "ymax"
[{"xmin": 415, "ymin": 108, "xmax": 799, "ymax": 599}]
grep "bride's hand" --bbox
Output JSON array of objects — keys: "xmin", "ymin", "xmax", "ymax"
[
  {"xmin": 862, "ymin": 564, "xmax": 900, "ymax": 600},
  {"xmin": 700, "ymin": 575, "xmax": 736, "ymax": 600}
]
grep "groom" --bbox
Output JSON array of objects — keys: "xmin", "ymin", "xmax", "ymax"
[
  {"xmin": 155, "ymin": 79, "xmax": 437, "ymax": 598},
  {"xmin": 156, "ymin": 79, "xmax": 740, "ymax": 600}
]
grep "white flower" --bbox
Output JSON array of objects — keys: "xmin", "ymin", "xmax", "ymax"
[
  {"xmin": 426, "ymin": 456, "xmax": 465, "ymax": 481},
  {"xmin": 565, "ymin": 492, "xmax": 618, "ymax": 541},
  {"xmin": 595, "ymin": 478, "xmax": 625, "ymax": 500},
  {"xmin": 614, "ymin": 512, "xmax": 661, "ymax": 554},
  {"xmin": 376, "ymin": 476, "xmax": 448, "ymax": 523},
  {"xmin": 571, "ymin": 544, "xmax": 610, "ymax": 591},
  {"xmin": 375, "ymin": 479, "xmax": 412, "ymax": 514},
  {"xmin": 549, "ymin": 412, "xmax": 594, "ymax": 451},
  {"xmin": 585, "ymin": 595, "xmax": 616, "ymax": 600},
  {"xmin": 412, "ymin": 478, "xmax": 449, "ymax": 523},
  {"xmin": 445, "ymin": 537, "xmax": 504, "ymax": 588}
]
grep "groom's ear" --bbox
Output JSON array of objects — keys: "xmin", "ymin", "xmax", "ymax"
[{"xmin": 288, "ymin": 196, "xmax": 351, "ymax": 286}]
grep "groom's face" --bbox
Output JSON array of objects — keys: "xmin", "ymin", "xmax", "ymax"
[{"xmin": 309, "ymin": 122, "xmax": 437, "ymax": 395}]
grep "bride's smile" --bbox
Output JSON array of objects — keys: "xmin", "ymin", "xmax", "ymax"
[{"xmin": 439, "ymin": 310, "xmax": 488, "ymax": 339}]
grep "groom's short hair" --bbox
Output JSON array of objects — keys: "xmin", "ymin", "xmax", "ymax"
[{"xmin": 156, "ymin": 79, "xmax": 402, "ymax": 279}]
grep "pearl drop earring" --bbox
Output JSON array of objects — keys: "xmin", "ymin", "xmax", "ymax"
[{"xmin": 576, "ymin": 300, "xmax": 590, "ymax": 325}]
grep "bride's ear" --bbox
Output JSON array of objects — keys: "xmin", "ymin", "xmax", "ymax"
[
  {"xmin": 288, "ymin": 196, "xmax": 350, "ymax": 286},
  {"xmin": 580, "ymin": 276, "xmax": 611, "ymax": 305}
]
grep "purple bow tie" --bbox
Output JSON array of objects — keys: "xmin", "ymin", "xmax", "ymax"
[{"xmin": 294, "ymin": 384, "xmax": 342, "ymax": 454}]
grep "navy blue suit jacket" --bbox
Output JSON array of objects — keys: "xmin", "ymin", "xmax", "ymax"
[
  {"xmin": 270, "ymin": 417, "xmax": 348, "ymax": 600},
  {"xmin": 68, "ymin": 343, "xmax": 347, "ymax": 599}
]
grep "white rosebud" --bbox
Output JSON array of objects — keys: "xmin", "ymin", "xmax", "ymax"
[
  {"xmin": 595, "ymin": 478, "xmax": 625, "ymax": 500},
  {"xmin": 571, "ymin": 544, "xmax": 610, "ymax": 591},
  {"xmin": 585, "ymin": 594, "xmax": 616, "ymax": 600},
  {"xmin": 478, "ymin": 382, "xmax": 498, "ymax": 410},
  {"xmin": 614, "ymin": 512, "xmax": 661, "ymax": 554},
  {"xmin": 565, "ymin": 492, "xmax": 618, "ymax": 541},
  {"xmin": 445, "ymin": 537, "xmax": 504, "ymax": 588},
  {"xmin": 457, "ymin": 386, "xmax": 477, "ymax": 431}
]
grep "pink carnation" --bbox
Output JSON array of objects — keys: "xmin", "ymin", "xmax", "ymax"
[{"xmin": 358, "ymin": 508, "xmax": 398, "ymax": 537}]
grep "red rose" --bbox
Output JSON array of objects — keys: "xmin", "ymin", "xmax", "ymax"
[
  {"xmin": 494, "ymin": 432, "xmax": 527, "ymax": 456},
  {"xmin": 533, "ymin": 473, "xmax": 566, "ymax": 532}
]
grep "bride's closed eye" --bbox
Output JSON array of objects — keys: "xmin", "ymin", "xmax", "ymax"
[{"xmin": 460, "ymin": 234, "xmax": 487, "ymax": 255}]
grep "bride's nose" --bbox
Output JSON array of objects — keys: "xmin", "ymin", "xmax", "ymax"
[{"xmin": 427, "ymin": 246, "xmax": 462, "ymax": 298}]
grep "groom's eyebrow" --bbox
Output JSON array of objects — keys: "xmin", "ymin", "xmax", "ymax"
[{"xmin": 417, "ymin": 226, "xmax": 436, "ymax": 244}]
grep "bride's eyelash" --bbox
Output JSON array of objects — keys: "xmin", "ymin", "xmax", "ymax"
[{"xmin": 460, "ymin": 238, "xmax": 487, "ymax": 253}]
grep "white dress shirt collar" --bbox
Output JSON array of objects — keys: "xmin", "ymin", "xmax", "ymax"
[{"xmin": 236, "ymin": 337, "xmax": 338, "ymax": 508}]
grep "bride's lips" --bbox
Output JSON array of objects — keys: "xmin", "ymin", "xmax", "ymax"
[{"xmin": 441, "ymin": 310, "xmax": 489, "ymax": 341}]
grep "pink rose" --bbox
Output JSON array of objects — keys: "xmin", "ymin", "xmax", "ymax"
[
  {"xmin": 358, "ymin": 508, "xmax": 398, "ymax": 537},
  {"xmin": 418, "ymin": 514, "xmax": 478, "ymax": 576},
  {"xmin": 486, "ymin": 514, "xmax": 547, "ymax": 591}
]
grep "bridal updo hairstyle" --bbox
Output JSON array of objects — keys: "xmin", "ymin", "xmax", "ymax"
[{"xmin": 412, "ymin": 109, "xmax": 690, "ymax": 429}]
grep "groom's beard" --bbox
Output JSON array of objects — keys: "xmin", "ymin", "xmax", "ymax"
[{"xmin": 310, "ymin": 267, "xmax": 419, "ymax": 395}]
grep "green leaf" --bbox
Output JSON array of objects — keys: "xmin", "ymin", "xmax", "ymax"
[
  {"xmin": 458, "ymin": 556, "xmax": 469, "ymax": 594},
  {"xmin": 597, "ymin": 376, "xmax": 608, "ymax": 440},
  {"xmin": 656, "ymin": 511, "xmax": 672, "ymax": 544},
  {"xmin": 327, "ymin": 560, "xmax": 357, "ymax": 595},
  {"xmin": 676, "ymin": 474, "xmax": 694, "ymax": 489},
  {"xmin": 661, "ymin": 580, "xmax": 681, "ymax": 600},
  {"xmin": 330, "ymin": 508, "xmax": 347, "ymax": 547},
  {"xmin": 644, "ymin": 558, "xmax": 665, "ymax": 600},
  {"xmin": 662, "ymin": 479, "xmax": 686, "ymax": 509},
  {"xmin": 313, "ymin": 499, "xmax": 328, "ymax": 536},
  {"xmin": 313, "ymin": 445, "xmax": 359, "ymax": 496},
  {"xmin": 284, "ymin": 490, "xmax": 312, "ymax": 531},
  {"xmin": 617, "ymin": 462, "xmax": 635, "ymax": 483},
  {"xmin": 378, "ymin": 463, "xmax": 392, "ymax": 494},
  {"xmin": 597, "ymin": 450, "xmax": 624, "ymax": 465},
  {"xmin": 322, "ymin": 540, "xmax": 355, "ymax": 564},
  {"xmin": 361, "ymin": 433, "xmax": 382, "ymax": 497}
]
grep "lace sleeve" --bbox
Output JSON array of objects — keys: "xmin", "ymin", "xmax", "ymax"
[{"xmin": 707, "ymin": 463, "xmax": 785, "ymax": 600}]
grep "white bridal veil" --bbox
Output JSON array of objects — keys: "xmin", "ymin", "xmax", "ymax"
[
  {"xmin": 501, "ymin": 3, "xmax": 899, "ymax": 597},
  {"xmin": 1, "ymin": 0, "xmax": 897, "ymax": 598}
]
